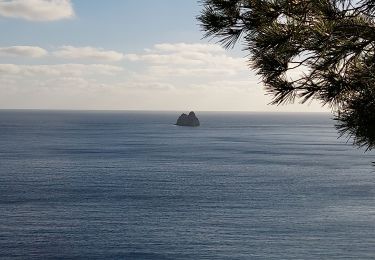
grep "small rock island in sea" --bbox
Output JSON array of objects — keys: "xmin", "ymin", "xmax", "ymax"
[{"xmin": 175, "ymin": 111, "xmax": 200, "ymax": 127}]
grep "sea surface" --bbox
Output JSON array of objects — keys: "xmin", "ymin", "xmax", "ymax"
[{"xmin": 0, "ymin": 110, "xmax": 374, "ymax": 259}]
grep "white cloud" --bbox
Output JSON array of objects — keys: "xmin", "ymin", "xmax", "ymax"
[
  {"xmin": 0, "ymin": 63, "xmax": 20, "ymax": 73},
  {"xmin": 124, "ymin": 43, "xmax": 247, "ymax": 72},
  {"xmin": 0, "ymin": 43, "xmax": 254, "ymax": 110},
  {"xmin": 153, "ymin": 43, "xmax": 224, "ymax": 53},
  {"xmin": 125, "ymin": 53, "xmax": 205, "ymax": 65},
  {"xmin": 0, "ymin": 45, "xmax": 125, "ymax": 61},
  {"xmin": 53, "ymin": 46, "xmax": 124, "ymax": 62},
  {"xmin": 0, "ymin": 63, "xmax": 123, "ymax": 77},
  {"xmin": 0, "ymin": 0, "xmax": 74, "ymax": 21},
  {"xmin": 147, "ymin": 66, "xmax": 239, "ymax": 77},
  {"xmin": 0, "ymin": 46, "xmax": 47, "ymax": 57},
  {"xmin": 118, "ymin": 81, "xmax": 175, "ymax": 91}
]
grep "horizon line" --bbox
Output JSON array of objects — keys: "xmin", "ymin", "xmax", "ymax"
[{"xmin": 0, "ymin": 108, "xmax": 331, "ymax": 113}]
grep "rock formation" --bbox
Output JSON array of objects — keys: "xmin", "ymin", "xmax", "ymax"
[{"xmin": 175, "ymin": 111, "xmax": 200, "ymax": 127}]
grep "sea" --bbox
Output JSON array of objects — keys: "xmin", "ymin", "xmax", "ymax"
[{"xmin": 0, "ymin": 110, "xmax": 374, "ymax": 259}]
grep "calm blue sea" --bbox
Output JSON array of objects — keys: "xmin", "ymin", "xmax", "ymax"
[{"xmin": 0, "ymin": 110, "xmax": 374, "ymax": 259}]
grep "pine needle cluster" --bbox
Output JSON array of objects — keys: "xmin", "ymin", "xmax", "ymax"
[{"xmin": 198, "ymin": 0, "xmax": 375, "ymax": 150}]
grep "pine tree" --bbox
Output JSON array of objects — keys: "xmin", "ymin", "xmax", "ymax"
[{"xmin": 198, "ymin": 0, "xmax": 375, "ymax": 150}]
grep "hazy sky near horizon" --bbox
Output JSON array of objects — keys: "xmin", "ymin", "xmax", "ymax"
[{"xmin": 0, "ymin": 0, "xmax": 328, "ymax": 112}]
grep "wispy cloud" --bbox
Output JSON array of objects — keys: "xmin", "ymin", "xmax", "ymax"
[
  {"xmin": 0, "ymin": 0, "xmax": 74, "ymax": 21},
  {"xmin": 125, "ymin": 42, "xmax": 247, "ymax": 72},
  {"xmin": 152, "ymin": 43, "xmax": 224, "ymax": 53},
  {"xmin": 53, "ymin": 46, "xmax": 124, "ymax": 62},
  {"xmin": 118, "ymin": 43, "xmax": 254, "ymax": 94},
  {"xmin": 0, "ymin": 63, "xmax": 123, "ymax": 76},
  {"xmin": 0, "ymin": 42, "xmax": 289, "ymax": 111},
  {"xmin": 0, "ymin": 43, "xmax": 250, "ymax": 94},
  {"xmin": 0, "ymin": 46, "xmax": 48, "ymax": 58}
]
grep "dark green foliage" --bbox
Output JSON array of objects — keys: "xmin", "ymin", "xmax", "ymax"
[{"xmin": 198, "ymin": 0, "xmax": 375, "ymax": 150}]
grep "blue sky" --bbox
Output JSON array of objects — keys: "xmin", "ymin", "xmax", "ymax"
[
  {"xmin": 0, "ymin": 0, "xmax": 327, "ymax": 111},
  {"xmin": 0, "ymin": 1, "xmax": 203, "ymax": 50}
]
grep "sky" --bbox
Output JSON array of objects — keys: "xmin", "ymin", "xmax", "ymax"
[{"xmin": 0, "ymin": 0, "xmax": 329, "ymax": 112}]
